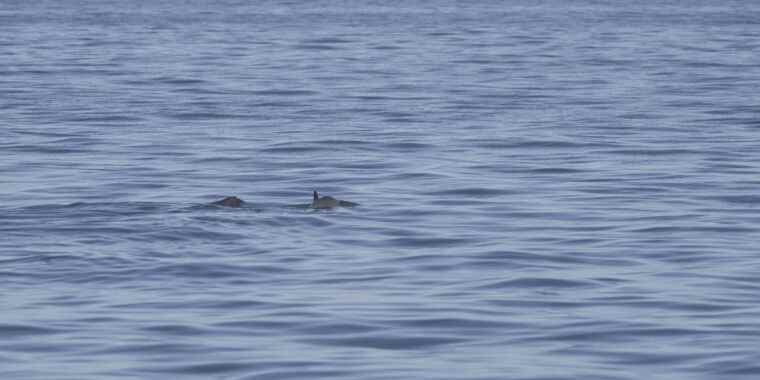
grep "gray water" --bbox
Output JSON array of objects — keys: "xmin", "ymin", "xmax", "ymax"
[{"xmin": 2, "ymin": 1, "xmax": 760, "ymax": 379}]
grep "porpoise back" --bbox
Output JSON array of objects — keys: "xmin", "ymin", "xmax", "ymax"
[
  {"xmin": 311, "ymin": 191, "xmax": 357, "ymax": 209},
  {"xmin": 213, "ymin": 196, "xmax": 244, "ymax": 207}
]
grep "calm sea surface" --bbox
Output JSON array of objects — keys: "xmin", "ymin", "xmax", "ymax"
[{"xmin": 2, "ymin": 1, "xmax": 760, "ymax": 379}]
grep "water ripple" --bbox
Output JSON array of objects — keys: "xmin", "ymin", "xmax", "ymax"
[{"xmin": 3, "ymin": 2, "xmax": 760, "ymax": 380}]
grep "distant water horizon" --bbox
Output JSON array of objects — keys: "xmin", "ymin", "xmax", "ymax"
[{"xmin": 2, "ymin": 1, "xmax": 760, "ymax": 379}]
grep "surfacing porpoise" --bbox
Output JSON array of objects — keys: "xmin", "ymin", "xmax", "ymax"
[
  {"xmin": 212, "ymin": 196, "xmax": 244, "ymax": 207},
  {"xmin": 212, "ymin": 192, "xmax": 357, "ymax": 209},
  {"xmin": 311, "ymin": 191, "xmax": 357, "ymax": 209}
]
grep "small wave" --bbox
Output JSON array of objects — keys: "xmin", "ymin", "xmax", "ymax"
[
  {"xmin": 474, "ymin": 139, "xmax": 608, "ymax": 149},
  {"xmin": 94, "ymin": 342, "xmax": 200, "ymax": 355},
  {"xmin": 151, "ymin": 77, "xmax": 208, "ymax": 85},
  {"xmin": 249, "ymin": 89, "xmax": 319, "ymax": 96},
  {"xmin": 61, "ymin": 114, "xmax": 143, "ymax": 123},
  {"xmin": 150, "ymin": 361, "xmax": 253, "ymax": 375},
  {"xmin": 140, "ymin": 324, "xmax": 209, "ymax": 336},
  {"xmin": 525, "ymin": 167, "xmax": 586, "ymax": 174},
  {"xmin": 385, "ymin": 237, "xmax": 474, "ymax": 248},
  {"xmin": 474, "ymin": 277, "xmax": 598, "ymax": 290},
  {"xmin": 389, "ymin": 317, "xmax": 520, "ymax": 330},
  {"xmin": 294, "ymin": 44, "xmax": 343, "ymax": 51},
  {"xmin": 0, "ymin": 324, "xmax": 63, "ymax": 338},
  {"xmin": 302, "ymin": 335, "xmax": 464, "ymax": 350},
  {"xmin": 301, "ymin": 37, "xmax": 353, "ymax": 44},
  {"xmin": 236, "ymin": 369, "xmax": 354, "ymax": 380},
  {"xmin": 260, "ymin": 145, "xmax": 329, "ymax": 154},
  {"xmin": 382, "ymin": 142, "xmax": 435, "ymax": 150},
  {"xmin": 166, "ymin": 112, "xmax": 247, "ymax": 120},
  {"xmin": 3, "ymin": 144, "xmax": 92, "ymax": 154},
  {"xmin": 423, "ymin": 187, "xmax": 515, "ymax": 198},
  {"xmin": 294, "ymin": 322, "xmax": 381, "ymax": 335},
  {"xmin": 603, "ymin": 148, "xmax": 703, "ymax": 156},
  {"xmin": 703, "ymin": 195, "xmax": 760, "ymax": 205},
  {"xmin": 148, "ymin": 263, "xmax": 291, "ymax": 279}
]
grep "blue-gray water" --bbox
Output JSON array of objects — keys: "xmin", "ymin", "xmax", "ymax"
[{"xmin": 2, "ymin": 1, "xmax": 760, "ymax": 379}]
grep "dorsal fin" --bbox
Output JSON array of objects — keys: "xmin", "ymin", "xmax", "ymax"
[{"xmin": 313, "ymin": 190, "xmax": 319, "ymax": 202}]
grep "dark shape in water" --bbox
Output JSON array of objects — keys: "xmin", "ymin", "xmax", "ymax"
[
  {"xmin": 213, "ymin": 196, "xmax": 244, "ymax": 207},
  {"xmin": 311, "ymin": 190, "xmax": 358, "ymax": 209}
]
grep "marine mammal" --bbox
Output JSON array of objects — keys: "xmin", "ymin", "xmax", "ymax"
[
  {"xmin": 311, "ymin": 191, "xmax": 357, "ymax": 209},
  {"xmin": 213, "ymin": 196, "xmax": 244, "ymax": 207}
]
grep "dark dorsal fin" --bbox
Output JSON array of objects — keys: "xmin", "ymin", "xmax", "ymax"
[{"xmin": 313, "ymin": 190, "xmax": 319, "ymax": 202}]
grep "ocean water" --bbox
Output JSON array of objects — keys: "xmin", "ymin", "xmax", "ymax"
[{"xmin": 2, "ymin": 1, "xmax": 760, "ymax": 379}]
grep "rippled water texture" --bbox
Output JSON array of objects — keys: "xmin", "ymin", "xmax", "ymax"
[{"xmin": 2, "ymin": 1, "xmax": 760, "ymax": 379}]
